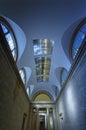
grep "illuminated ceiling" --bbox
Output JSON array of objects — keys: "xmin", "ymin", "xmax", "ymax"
[{"xmin": 0, "ymin": 0, "xmax": 85, "ymax": 101}]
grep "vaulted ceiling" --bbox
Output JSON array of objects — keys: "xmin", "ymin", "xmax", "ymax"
[{"xmin": 0, "ymin": 0, "xmax": 86, "ymax": 101}]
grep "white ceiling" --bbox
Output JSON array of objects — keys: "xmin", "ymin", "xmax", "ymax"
[{"xmin": 0, "ymin": 0, "xmax": 86, "ymax": 100}]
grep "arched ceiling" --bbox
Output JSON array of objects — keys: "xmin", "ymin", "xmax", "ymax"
[{"xmin": 0, "ymin": 0, "xmax": 86, "ymax": 101}]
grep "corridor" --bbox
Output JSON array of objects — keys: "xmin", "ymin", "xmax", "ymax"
[
  {"xmin": 0, "ymin": 0, "xmax": 86, "ymax": 130},
  {"xmin": 0, "ymin": 28, "xmax": 86, "ymax": 129}
]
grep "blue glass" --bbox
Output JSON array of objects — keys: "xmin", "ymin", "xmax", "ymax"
[
  {"xmin": 1, "ymin": 23, "xmax": 8, "ymax": 33},
  {"xmin": 80, "ymin": 24, "xmax": 86, "ymax": 33},
  {"xmin": 19, "ymin": 69, "xmax": 26, "ymax": 84},
  {"xmin": 5, "ymin": 33, "xmax": 14, "ymax": 50},
  {"xmin": 12, "ymin": 51, "xmax": 16, "ymax": 61},
  {"xmin": 72, "ymin": 31, "xmax": 85, "ymax": 58},
  {"xmin": 0, "ymin": 22, "xmax": 17, "ymax": 61},
  {"xmin": 37, "ymin": 75, "xmax": 49, "ymax": 82},
  {"xmin": 33, "ymin": 39, "xmax": 53, "ymax": 55},
  {"xmin": 34, "ymin": 47, "xmax": 41, "ymax": 55}
]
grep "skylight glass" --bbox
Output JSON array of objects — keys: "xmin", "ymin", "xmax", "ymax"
[
  {"xmin": 0, "ymin": 22, "xmax": 17, "ymax": 61},
  {"xmin": 72, "ymin": 23, "xmax": 86, "ymax": 59},
  {"xmin": 5, "ymin": 33, "xmax": 15, "ymax": 50},
  {"xmin": 37, "ymin": 75, "xmax": 49, "ymax": 82},
  {"xmin": 35, "ymin": 57, "xmax": 51, "ymax": 76},
  {"xmin": 33, "ymin": 39, "xmax": 53, "ymax": 55},
  {"xmin": 80, "ymin": 24, "xmax": 86, "ymax": 33},
  {"xmin": 33, "ymin": 39, "xmax": 54, "ymax": 82},
  {"xmin": 1, "ymin": 23, "xmax": 8, "ymax": 33},
  {"xmin": 19, "ymin": 68, "xmax": 26, "ymax": 85}
]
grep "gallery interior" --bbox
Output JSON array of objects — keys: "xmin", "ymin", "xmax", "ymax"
[{"xmin": 0, "ymin": 0, "xmax": 86, "ymax": 130}]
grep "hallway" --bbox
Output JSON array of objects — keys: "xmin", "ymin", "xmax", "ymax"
[
  {"xmin": 0, "ymin": 1, "xmax": 86, "ymax": 129},
  {"xmin": 32, "ymin": 102, "xmax": 57, "ymax": 130},
  {"xmin": 0, "ymin": 26, "xmax": 86, "ymax": 130}
]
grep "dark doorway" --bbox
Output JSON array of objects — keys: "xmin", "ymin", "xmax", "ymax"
[{"xmin": 40, "ymin": 115, "xmax": 46, "ymax": 130}]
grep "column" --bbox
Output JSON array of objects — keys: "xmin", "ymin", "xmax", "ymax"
[
  {"xmin": 46, "ymin": 108, "xmax": 50, "ymax": 130},
  {"xmin": 36, "ymin": 108, "xmax": 40, "ymax": 130},
  {"xmin": 53, "ymin": 108, "xmax": 59, "ymax": 130}
]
